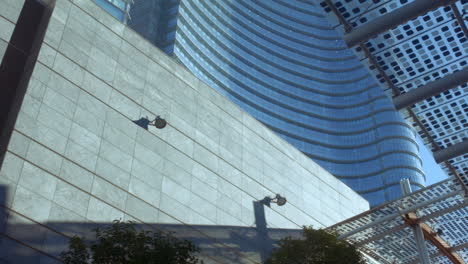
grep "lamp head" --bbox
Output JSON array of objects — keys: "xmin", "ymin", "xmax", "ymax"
[
  {"xmin": 259, "ymin": 194, "xmax": 287, "ymax": 207},
  {"xmin": 275, "ymin": 194, "xmax": 287, "ymax": 206},
  {"xmin": 153, "ymin": 116, "xmax": 167, "ymax": 129}
]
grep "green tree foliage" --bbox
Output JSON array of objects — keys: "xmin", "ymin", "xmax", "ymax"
[
  {"xmin": 60, "ymin": 220, "xmax": 202, "ymax": 264},
  {"xmin": 266, "ymin": 227, "xmax": 365, "ymax": 264}
]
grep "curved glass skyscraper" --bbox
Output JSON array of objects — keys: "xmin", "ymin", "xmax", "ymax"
[{"xmin": 124, "ymin": 0, "xmax": 426, "ymax": 206}]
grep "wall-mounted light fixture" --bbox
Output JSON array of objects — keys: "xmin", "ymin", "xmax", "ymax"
[
  {"xmin": 259, "ymin": 194, "xmax": 287, "ymax": 207},
  {"xmin": 133, "ymin": 116, "xmax": 167, "ymax": 130}
]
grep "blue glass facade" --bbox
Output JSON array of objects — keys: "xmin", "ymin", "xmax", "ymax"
[
  {"xmin": 93, "ymin": 0, "xmax": 129, "ymax": 22},
  {"xmin": 125, "ymin": 0, "xmax": 425, "ymax": 207}
]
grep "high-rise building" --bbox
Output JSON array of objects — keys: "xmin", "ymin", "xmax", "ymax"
[{"xmin": 122, "ymin": 0, "xmax": 426, "ymax": 206}]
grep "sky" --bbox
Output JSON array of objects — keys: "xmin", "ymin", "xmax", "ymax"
[{"xmin": 416, "ymin": 136, "xmax": 449, "ymax": 186}]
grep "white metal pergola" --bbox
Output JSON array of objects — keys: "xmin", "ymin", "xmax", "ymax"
[{"xmin": 326, "ymin": 176, "xmax": 467, "ymax": 264}]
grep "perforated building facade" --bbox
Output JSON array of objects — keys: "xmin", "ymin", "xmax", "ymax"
[{"xmin": 319, "ymin": 0, "xmax": 467, "ymax": 181}]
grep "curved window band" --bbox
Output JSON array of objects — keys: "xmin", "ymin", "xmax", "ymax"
[
  {"xmin": 175, "ymin": 30, "xmax": 381, "ymax": 106},
  {"xmin": 270, "ymin": 0, "xmax": 322, "ymax": 16},
  {"xmin": 230, "ymin": 0, "xmax": 338, "ymax": 38},
  {"xmin": 176, "ymin": 43, "xmax": 414, "ymax": 135},
  {"xmin": 177, "ymin": 11, "xmax": 366, "ymax": 77},
  {"xmin": 268, "ymin": 125, "xmax": 419, "ymax": 149},
  {"xmin": 332, "ymin": 166, "xmax": 425, "ymax": 180},
  {"xmin": 174, "ymin": 41, "xmax": 403, "ymax": 126},
  {"xmin": 175, "ymin": 27, "xmax": 375, "ymax": 95},
  {"xmin": 302, "ymin": 149, "xmax": 422, "ymax": 165},
  {"xmin": 182, "ymin": 3, "xmax": 354, "ymax": 62},
  {"xmin": 179, "ymin": 9, "xmax": 363, "ymax": 74},
  {"xmin": 188, "ymin": 1, "xmax": 353, "ymax": 56}
]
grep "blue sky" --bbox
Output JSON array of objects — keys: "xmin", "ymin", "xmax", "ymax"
[{"xmin": 416, "ymin": 137, "xmax": 448, "ymax": 185}]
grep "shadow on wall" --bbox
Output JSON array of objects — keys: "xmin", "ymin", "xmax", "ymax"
[{"xmin": 0, "ymin": 185, "xmax": 302, "ymax": 264}]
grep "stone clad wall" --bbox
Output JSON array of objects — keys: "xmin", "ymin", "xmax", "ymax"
[{"xmin": 0, "ymin": 0, "xmax": 368, "ymax": 262}]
